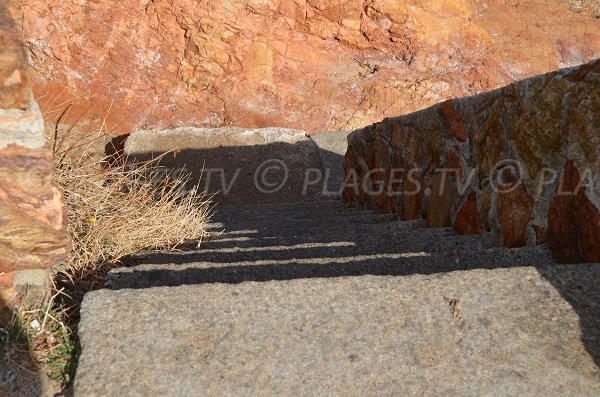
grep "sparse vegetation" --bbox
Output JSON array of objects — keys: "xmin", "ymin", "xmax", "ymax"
[
  {"xmin": 2, "ymin": 118, "xmax": 211, "ymax": 392},
  {"xmin": 51, "ymin": 127, "xmax": 211, "ymax": 294},
  {"xmin": 1, "ymin": 290, "xmax": 77, "ymax": 385}
]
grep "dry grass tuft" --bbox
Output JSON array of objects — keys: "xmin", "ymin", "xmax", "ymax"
[
  {"xmin": 2, "ymin": 115, "xmax": 212, "ymax": 392},
  {"xmin": 51, "ymin": 127, "xmax": 212, "ymax": 294}
]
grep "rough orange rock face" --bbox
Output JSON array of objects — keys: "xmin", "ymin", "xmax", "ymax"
[
  {"xmin": 0, "ymin": 145, "xmax": 70, "ymax": 273},
  {"xmin": 7, "ymin": 0, "xmax": 600, "ymax": 134},
  {"xmin": 0, "ymin": 9, "xmax": 28, "ymax": 110},
  {"xmin": 344, "ymin": 58, "xmax": 600, "ymax": 263},
  {"xmin": 0, "ymin": 4, "xmax": 69, "ymax": 318}
]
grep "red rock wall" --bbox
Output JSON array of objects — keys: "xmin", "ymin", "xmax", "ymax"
[
  {"xmin": 7, "ymin": 0, "xmax": 600, "ymax": 134},
  {"xmin": 343, "ymin": 59, "xmax": 600, "ymax": 264},
  {"xmin": 0, "ymin": 4, "xmax": 70, "ymax": 317}
]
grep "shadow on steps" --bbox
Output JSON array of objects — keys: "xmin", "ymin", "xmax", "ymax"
[
  {"xmin": 126, "ymin": 141, "xmax": 345, "ymax": 205},
  {"xmin": 113, "ymin": 132, "xmax": 600, "ymax": 370},
  {"xmin": 108, "ymin": 245, "xmax": 553, "ymax": 290},
  {"xmin": 537, "ymin": 265, "xmax": 600, "ymax": 368}
]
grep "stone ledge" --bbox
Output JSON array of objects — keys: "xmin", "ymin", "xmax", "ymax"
[{"xmin": 0, "ymin": 269, "xmax": 49, "ymax": 324}]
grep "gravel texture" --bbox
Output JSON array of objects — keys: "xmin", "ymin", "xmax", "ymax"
[{"xmin": 77, "ymin": 266, "xmax": 600, "ymax": 396}]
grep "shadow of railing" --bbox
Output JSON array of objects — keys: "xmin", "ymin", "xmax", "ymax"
[
  {"xmin": 108, "ymin": 250, "xmax": 545, "ymax": 289},
  {"xmin": 110, "ymin": 250, "xmax": 600, "ymax": 370},
  {"xmin": 109, "ymin": 138, "xmax": 600, "ymax": 371}
]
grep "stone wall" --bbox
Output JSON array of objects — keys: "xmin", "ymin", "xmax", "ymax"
[
  {"xmin": 343, "ymin": 59, "xmax": 600, "ymax": 264},
  {"xmin": 0, "ymin": 4, "xmax": 69, "ymax": 319}
]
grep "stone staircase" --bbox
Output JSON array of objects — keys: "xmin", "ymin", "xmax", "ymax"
[{"xmin": 74, "ymin": 199, "xmax": 600, "ymax": 395}]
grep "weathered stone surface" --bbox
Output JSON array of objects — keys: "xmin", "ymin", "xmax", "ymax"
[
  {"xmin": 565, "ymin": 60, "xmax": 600, "ymax": 169},
  {"xmin": 396, "ymin": 127, "xmax": 424, "ymax": 170},
  {"xmin": 74, "ymin": 200, "xmax": 600, "ymax": 395},
  {"xmin": 374, "ymin": 191, "xmax": 395, "ymax": 215},
  {"xmin": 124, "ymin": 127, "xmax": 327, "ymax": 205},
  {"xmin": 77, "ymin": 266, "xmax": 600, "ymax": 396},
  {"xmin": 427, "ymin": 173, "xmax": 455, "ymax": 228},
  {"xmin": 533, "ymin": 224, "xmax": 547, "ymax": 245},
  {"xmin": 497, "ymin": 184, "xmax": 535, "ymax": 248},
  {"xmin": 0, "ymin": 4, "xmax": 44, "ymax": 149},
  {"xmin": 509, "ymin": 76, "xmax": 568, "ymax": 181},
  {"xmin": 7, "ymin": 0, "xmax": 600, "ymax": 134},
  {"xmin": 472, "ymin": 102, "xmax": 508, "ymax": 180},
  {"xmin": 425, "ymin": 131, "xmax": 443, "ymax": 172},
  {"xmin": 438, "ymin": 100, "xmax": 467, "ymax": 142},
  {"xmin": 0, "ymin": 269, "xmax": 48, "ymax": 324},
  {"xmin": 478, "ymin": 187, "xmax": 493, "ymax": 231},
  {"xmin": 454, "ymin": 192, "xmax": 486, "ymax": 235},
  {"xmin": 547, "ymin": 161, "xmax": 600, "ymax": 263},
  {"xmin": 0, "ymin": 271, "xmax": 16, "ymax": 323},
  {"xmin": 445, "ymin": 148, "xmax": 463, "ymax": 180},
  {"xmin": 0, "ymin": 145, "xmax": 70, "ymax": 273},
  {"xmin": 0, "ymin": 4, "xmax": 69, "ymax": 314},
  {"xmin": 0, "ymin": 7, "xmax": 28, "ymax": 111},
  {"xmin": 344, "ymin": 59, "xmax": 600, "ymax": 262},
  {"xmin": 401, "ymin": 172, "xmax": 424, "ymax": 221}
]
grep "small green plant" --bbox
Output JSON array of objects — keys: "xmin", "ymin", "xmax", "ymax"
[
  {"xmin": 45, "ymin": 332, "xmax": 78, "ymax": 384},
  {"xmin": 1, "ymin": 290, "xmax": 78, "ymax": 384}
]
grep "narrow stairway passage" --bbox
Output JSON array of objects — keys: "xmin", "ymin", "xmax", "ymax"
[
  {"xmin": 73, "ymin": 128, "xmax": 600, "ymax": 395},
  {"xmin": 107, "ymin": 201, "xmax": 552, "ymax": 289},
  {"xmin": 74, "ymin": 200, "xmax": 600, "ymax": 396}
]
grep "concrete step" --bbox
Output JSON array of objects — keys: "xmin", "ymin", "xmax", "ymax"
[
  {"xmin": 207, "ymin": 211, "xmax": 395, "ymax": 232},
  {"xmin": 197, "ymin": 226, "xmax": 457, "ymax": 250},
  {"xmin": 211, "ymin": 200, "xmax": 348, "ymax": 215},
  {"xmin": 125, "ymin": 127, "xmax": 331, "ymax": 205},
  {"xmin": 75, "ymin": 264, "xmax": 600, "ymax": 396},
  {"xmin": 128, "ymin": 233, "xmax": 499, "ymax": 267},
  {"xmin": 209, "ymin": 205, "xmax": 392, "ymax": 226},
  {"xmin": 208, "ymin": 218, "xmax": 429, "ymax": 239},
  {"xmin": 106, "ymin": 245, "xmax": 553, "ymax": 290},
  {"xmin": 74, "ymin": 172, "xmax": 600, "ymax": 396}
]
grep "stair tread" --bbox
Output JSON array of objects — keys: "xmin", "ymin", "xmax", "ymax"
[
  {"xmin": 75, "ymin": 264, "xmax": 600, "ymax": 396},
  {"xmin": 107, "ymin": 245, "xmax": 554, "ymax": 290},
  {"xmin": 75, "ymin": 184, "xmax": 600, "ymax": 396}
]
